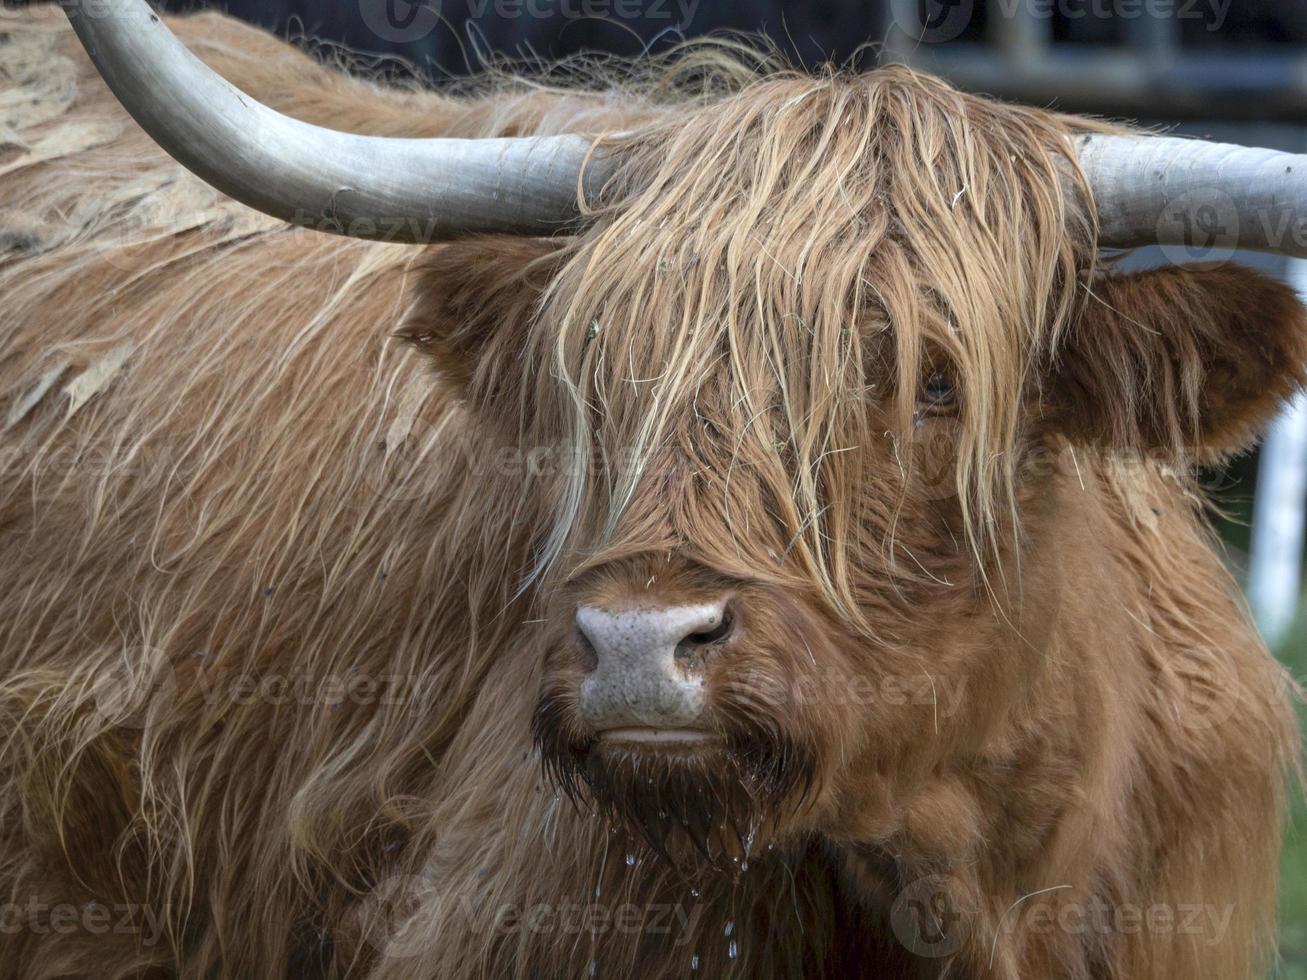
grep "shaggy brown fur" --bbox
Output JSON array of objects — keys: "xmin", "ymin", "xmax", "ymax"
[{"xmin": 0, "ymin": 7, "xmax": 1303, "ymax": 978}]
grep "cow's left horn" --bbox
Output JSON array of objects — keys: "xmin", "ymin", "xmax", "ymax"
[
  {"xmin": 1077, "ymin": 134, "xmax": 1307, "ymax": 258},
  {"xmin": 61, "ymin": 0, "xmax": 614, "ymax": 242},
  {"xmin": 60, "ymin": 2, "xmax": 1307, "ymax": 256}
]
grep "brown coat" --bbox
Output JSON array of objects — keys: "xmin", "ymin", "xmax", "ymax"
[{"xmin": 0, "ymin": 9, "xmax": 1301, "ymax": 978}]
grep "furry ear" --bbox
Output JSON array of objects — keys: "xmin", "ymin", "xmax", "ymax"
[
  {"xmin": 1049, "ymin": 263, "xmax": 1307, "ymax": 463},
  {"xmin": 399, "ymin": 237, "xmax": 566, "ymax": 408}
]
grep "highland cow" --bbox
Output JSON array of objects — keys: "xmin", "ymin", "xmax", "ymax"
[{"xmin": 0, "ymin": 3, "xmax": 1303, "ymax": 978}]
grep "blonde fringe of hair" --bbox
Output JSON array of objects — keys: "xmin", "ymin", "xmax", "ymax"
[{"xmin": 523, "ymin": 65, "xmax": 1104, "ymax": 626}]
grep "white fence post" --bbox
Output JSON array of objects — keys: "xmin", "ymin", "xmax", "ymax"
[{"xmin": 1247, "ymin": 260, "xmax": 1307, "ymax": 646}]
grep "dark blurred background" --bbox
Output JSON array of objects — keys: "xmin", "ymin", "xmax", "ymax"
[{"xmin": 160, "ymin": 0, "xmax": 1307, "ymax": 120}]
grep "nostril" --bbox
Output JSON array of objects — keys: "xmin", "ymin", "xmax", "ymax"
[
  {"xmin": 677, "ymin": 605, "xmax": 734, "ymax": 653},
  {"xmin": 574, "ymin": 601, "xmax": 734, "ymax": 677},
  {"xmin": 574, "ymin": 623, "xmax": 600, "ymax": 672}
]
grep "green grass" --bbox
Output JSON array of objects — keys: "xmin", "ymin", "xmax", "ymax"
[{"xmin": 1277, "ymin": 624, "xmax": 1307, "ymax": 980}]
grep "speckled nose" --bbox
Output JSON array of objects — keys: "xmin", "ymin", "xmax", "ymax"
[{"xmin": 574, "ymin": 603, "xmax": 731, "ymax": 730}]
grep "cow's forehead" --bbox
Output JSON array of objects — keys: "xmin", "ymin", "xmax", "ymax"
[{"xmin": 518, "ymin": 72, "xmax": 1098, "ymax": 598}]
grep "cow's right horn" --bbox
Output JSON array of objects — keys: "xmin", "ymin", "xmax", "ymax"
[
  {"xmin": 1076, "ymin": 134, "xmax": 1307, "ymax": 258},
  {"xmin": 61, "ymin": 0, "xmax": 615, "ymax": 242}
]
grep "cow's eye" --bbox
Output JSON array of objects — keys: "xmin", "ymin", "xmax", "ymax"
[{"xmin": 918, "ymin": 372, "xmax": 957, "ymax": 413}]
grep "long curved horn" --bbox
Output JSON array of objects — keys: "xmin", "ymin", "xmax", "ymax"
[
  {"xmin": 1077, "ymin": 134, "xmax": 1307, "ymax": 258},
  {"xmin": 61, "ymin": 0, "xmax": 612, "ymax": 242},
  {"xmin": 62, "ymin": 1, "xmax": 1307, "ymax": 256}
]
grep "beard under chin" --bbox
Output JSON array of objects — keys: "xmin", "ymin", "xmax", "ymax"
[{"xmin": 533, "ymin": 707, "xmax": 818, "ymax": 869}]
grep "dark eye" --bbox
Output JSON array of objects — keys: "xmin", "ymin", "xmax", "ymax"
[{"xmin": 918, "ymin": 372, "xmax": 957, "ymax": 413}]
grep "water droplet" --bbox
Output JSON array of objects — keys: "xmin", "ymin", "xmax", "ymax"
[
  {"xmin": 728, "ymin": 940, "xmax": 738, "ymax": 960},
  {"xmin": 724, "ymin": 921, "xmax": 734, "ymax": 937},
  {"xmin": 625, "ymin": 853, "xmax": 636, "ymax": 867},
  {"xmin": 588, "ymin": 959, "xmax": 597, "ymax": 977},
  {"xmin": 740, "ymin": 861, "xmax": 748, "ymax": 872},
  {"xmin": 690, "ymin": 953, "xmax": 700, "ymax": 971},
  {"xmin": 594, "ymin": 884, "xmax": 601, "ymax": 898},
  {"xmin": 690, "ymin": 888, "xmax": 700, "ymax": 898}
]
